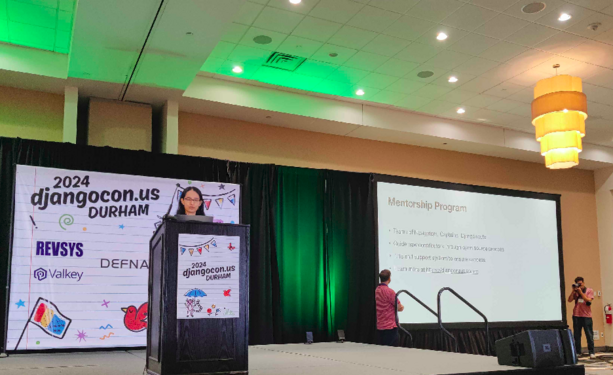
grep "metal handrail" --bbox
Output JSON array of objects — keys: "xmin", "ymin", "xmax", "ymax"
[
  {"xmin": 394, "ymin": 290, "xmax": 455, "ymax": 348},
  {"xmin": 437, "ymin": 287, "xmax": 490, "ymax": 355}
]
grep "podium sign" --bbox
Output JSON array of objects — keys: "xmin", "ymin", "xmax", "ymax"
[{"xmin": 147, "ymin": 221, "xmax": 249, "ymax": 375}]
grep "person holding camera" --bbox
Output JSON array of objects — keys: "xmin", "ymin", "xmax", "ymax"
[{"xmin": 568, "ymin": 276, "xmax": 595, "ymax": 358}]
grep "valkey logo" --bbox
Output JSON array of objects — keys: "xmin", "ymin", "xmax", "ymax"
[{"xmin": 33, "ymin": 268, "xmax": 84, "ymax": 282}]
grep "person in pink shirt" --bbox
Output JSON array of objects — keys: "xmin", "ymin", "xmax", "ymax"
[
  {"xmin": 567, "ymin": 276, "xmax": 595, "ymax": 358},
  {"xmin": 375, "ymin": 269, "xmax": 404, "ymax": 346}
]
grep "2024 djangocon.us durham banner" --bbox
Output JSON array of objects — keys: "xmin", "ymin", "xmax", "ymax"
[{"xmin": 6, "ymin": 165, "xmax": 240, "ymax": 351}]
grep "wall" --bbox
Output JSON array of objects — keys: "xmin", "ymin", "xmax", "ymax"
[
  {"xmin": 88, "ymin": 98, "xmax": 152, "ymax": 151},
  {"xmin": 179, "ymin": 112, "xmax": 605, "ymax": 349},
  {"xmin": 0, "ymin": 85, "xmax": 63, "ymax": 142},
  {"xmin": 595, "ymin": 167, "xmax": 613, "ymax": 348}
]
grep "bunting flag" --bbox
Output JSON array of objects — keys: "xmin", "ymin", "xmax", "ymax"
[
  {"xmin": 179, "ymin": 238, "xmax": 217, "ymax": 256},
  {"xmin": 228, "ymin": 194, "xmax": 236, "ymax": 206},
  {"xmin": 188, "ymin": 248, "xmax": 194, "ymax": 256},
  {"xmin": 181, "ymin": 247, "xmax": 187, "ymax": 255},
  {"xmin": 204, "ymin": 244, "xmax": 210, "ymax": 252},
  {"xmin": 197, "ymin": 247, "xmax": 202, "ymax": 255},
  {"xmin": 212, "ymin": 240, "xmax": 217, "ymax": 247},
  {"xmin": 215, "ymin": 198, "xmax": 224, "ymax": 209},
  {"xmin": 203, "ymin": 199, "xmax": 212, "ymax": 210}
]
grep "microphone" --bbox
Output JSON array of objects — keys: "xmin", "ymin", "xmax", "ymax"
[{"xmin": 163, "ymin": 184, "xmax": 181, "ymax": 220}]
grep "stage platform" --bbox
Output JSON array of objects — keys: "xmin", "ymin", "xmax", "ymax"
[{"xmin": 1, "ymin": 342, "xmax": 594, "ymax": 375}]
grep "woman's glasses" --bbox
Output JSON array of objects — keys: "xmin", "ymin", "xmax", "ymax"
[{"xmin": 183, "ymin": 198, "xmax": 201, "ymax": 203}]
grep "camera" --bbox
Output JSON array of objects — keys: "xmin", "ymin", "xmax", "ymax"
[{"xmin": 572, "ymin": 283, "xmax": 579, "ymax": 288}]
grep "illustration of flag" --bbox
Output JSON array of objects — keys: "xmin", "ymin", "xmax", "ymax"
[
  {"xmin": 15, "ymin": 297, "xmax": 72, "ymax": 349},
  {"xmin": 181, "ymin": 247, "xmax": 187, "ymax": 255}
]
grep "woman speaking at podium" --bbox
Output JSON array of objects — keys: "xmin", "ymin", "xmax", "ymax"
[{"xmin": 176, "ymin": 187, "xmax": 205, "ymax": 216}]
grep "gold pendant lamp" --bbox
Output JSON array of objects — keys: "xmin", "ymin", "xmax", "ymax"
[{"xmin": 531, "ymin": 65, "xmax": 588, "ymax": 169}]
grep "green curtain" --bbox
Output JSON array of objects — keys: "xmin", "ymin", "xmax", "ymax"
[{"xmin": 275, "ymin": 166, "xmax": 327, "ymax": 343}]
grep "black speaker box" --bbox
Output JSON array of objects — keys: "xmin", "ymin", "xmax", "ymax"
[{"xmin": 495, "ymin": 329, "xmax": 577, "ymax": 368}]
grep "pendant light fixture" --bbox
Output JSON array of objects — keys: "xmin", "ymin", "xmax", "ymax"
[{"xmin": 531, "ymin": 64, "xmax": 588, "ymax": 169}]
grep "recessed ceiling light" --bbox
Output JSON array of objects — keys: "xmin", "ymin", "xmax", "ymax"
[
  {"xmin": 558, "ymin": 13, "xmax": 572, "ymax": 21},
  {"xmin": 290, "ymin": 0, "xmax": 301, "ymax": 3},
  {"xmin": 356, "ymin": 89, "xmax": 365, "ymax": 96},
  {"xmin": 436, "ymin": 32, "xmax": 448, "ymax": 41},
  {"xmin": 232, "ymin": 66, "xmax": 243, "ymax": 73},
  {"xmin": 457, "ymin": 108, "xmax": 465, "ymax": 114},
  {"xmin": 329, "ymin": 52, "xmax": 338, "ymax": 57},
  {"xmin": 448, "ymin": 76, "xmax": 458, "ymax": 83},
  {"xmin": 521, "ymin": 2, "xmax": 546, "ymax": 14},
  {"xmin": 563, "ymin": 109, "xmax": 568, "ymax": 113}
]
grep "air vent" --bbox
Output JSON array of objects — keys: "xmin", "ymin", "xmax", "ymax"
[{"xmin": 263, "ymin": 52, "xmax": 306, "ymax": 72}]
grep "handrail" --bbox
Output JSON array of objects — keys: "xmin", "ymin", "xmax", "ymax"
[
  {"xmin": 437, "ymin": 287, "xmax": 490, "ymax": 355},
  {"xmin": 394, "ymin": 290, "xmax": 455, "ymax": 348}
]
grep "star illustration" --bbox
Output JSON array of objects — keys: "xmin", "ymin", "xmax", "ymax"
[
  {"xmin": 75, "ymin": 330, "xmax": 87, "ymax": 343},
  {"xmin": 218, "ymin": 184, "xmax": 225, "ymax": 190},
  {"xmin": 101, "ymin": 300, "xmax": 110, "ymax": 308},
  {"xmin": 16, "ymin": 299, "xmax": 25, "ymax": 308},
  {"xmin": 119, "ymin": 224, "xmax": 124, "ymax": 229}
]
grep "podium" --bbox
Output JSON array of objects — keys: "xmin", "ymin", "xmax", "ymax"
[{"xmin": 147, "ymin": 220, "xmax": 249, "ymax": 375}]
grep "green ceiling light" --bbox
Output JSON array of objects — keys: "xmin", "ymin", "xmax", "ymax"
[
  {"xmin": 355, "ymin": 89, "xmax": 365, "ymax": 96},
  {"xmin": 0, "ymin": 0, "xmax": 76, "ymax": 54},
  {"xmin": 232, "ymin": 66, "xmax": 243, "ymax": 73}
]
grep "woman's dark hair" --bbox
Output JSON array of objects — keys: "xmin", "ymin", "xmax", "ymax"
[{"xmin": 176, "ymin": 187, "xmax": 205, "ymax": 216}]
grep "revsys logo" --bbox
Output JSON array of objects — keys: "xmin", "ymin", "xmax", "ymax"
[
  {"xmin": 36, "ymin": 241, "xmax": 84, "ymax": 257},
  {"xmin": 33, "ymin": 267, "xmax": 83, "ymax": 282},
  {"xmin": 33, "ymin": 267, "xmax": 47, "ymax": 281}
]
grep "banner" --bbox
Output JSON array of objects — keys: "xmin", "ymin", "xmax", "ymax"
[
  {"xmin": 177, "ymin": 234, "xmax": 240, "ymax": 320},
  {"xmin": 7, "ymin": 165, "xmax": 240, "ymax": 350}
]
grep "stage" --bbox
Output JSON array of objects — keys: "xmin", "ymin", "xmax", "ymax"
[{"xmin": 0, "ymin": 342, "xmax": 596, "ymax": 375}]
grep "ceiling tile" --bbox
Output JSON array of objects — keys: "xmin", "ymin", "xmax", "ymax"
[
  {"xmin": 431, "ymin": 71, "xmax": 477, "ymax": 87},
  {"xmin": 414, "ymin": 25, "xmax": 469, "ymax": 47},
  {"xmin": 221, "ymin": 23, "xmax": 250, "ymax": 43},
  {"xmin": 209, "ymin": 41, "xmax": 237, "ymax": 61},
  {"xmin": 405, "ymin": 63, "xmax": 449, "ymax": 83},
  {"xmin": 467, "ymin": 0, "xmax": 519, "ymax": 11},
  {"xmin": 486, "ymin": 98, "xmax": 524, "ymax": 112},
  {"xmin": 394, "ymin": 42, "xmax": 441, "ymax": 63},
  {"xmin": 504, "ymin": 0, "xmax": 562, "ymax": 22},
  {"xmin": 604, "ymin": 4, "xmax": 613, "ymax": 16},
  {"xmin": 413, "ymin": 84, "xmax": 453, "ymax": 99},
  {"xmin": 283, "ymin": 73, "xmax": 324, "ymax": 92},
  {"xmin": 239, "ymin": 26, "xmax": 288, "ymax": 51},
  {"xmin": 504, "ymin": 49, "xmax": 554, "ymax": 72},
  {"xmin": 583, "ymin": 66, "xmax": 613, "ymax": 88},
  {"xmin": 441, "ymin": 4, "xmax": 497, "ymax": 31},
  {"xmin": 534, "ymin": 32, "xmax": 585, "ymax": 54},
  {"xmin": 506, "ymin": 103, "xmax": 531, "ymax": 117},
  {"xmin": 458, "ymin": 76, "xmax": 504, "ymax": 93},
  {"xmin": 583, "ymin": 83, "xmax": 613, "ymax": 106},
  {"xmin": 326, "ymin": 65, "xmax": 370, "ymax": 83},
  {"xmin": 251, "ymin": 66, "xmax": 293, "ymax": 86},
  {"xmin": 361, "ymin": 34, "xmax": 411, "ymax": 57},
  {"xmin": 447, "ymin": 33, "xmax": 498, "ymax": 55},
  {"xmin": 480, "ymin": 63, "xmax": 525, "ymax": 81},
  {"xmin": 294, "ymin": 59, "xmax": 339, "ymax": 78},
  {"xmin": 535, "ymin": 3, "xmax": 595, "ymax": 30},
  {"xmin": 566, "ymin": 0, "xmax": 613, "ymax": 12},
  {"xmin": 347, "ymin": 5, "xmax": 401, "ymax": 33},
  {"xmin": 479, "ymin": 41, "xmax": 528, "ymax": 62},
  {"xmin": 201, "ymin": 57, "xmax": 225, "ymax": 73},
  {"xmin": 562, "ymin": 40, "xmax": 613, "ymax": 69},
  {"xmin": 482, "ymin": 81, "xmax": 525, "ymax": 98},
  {"xmin": 253, "ymin": 6, "xmax": 305, "ymax": 34},
  {"xmin": 357, "ymin": 72, "xmax": 399, "ymax": 89},
  {"xmin": 267, "ymin": 0, "xmax": 321, "ymax": 14},
  {"xmin": 507, "ymin": 68, "xmax": 554, "ymax": 86},
  {"xmin": 328, "ymin": 25, "xmax": 378, "ymax": 49},
  {"xmin": 314, "ymin": 79, "xmax": 354, "ymax": 96},
  {"xmin": 228, "ymin": 45, "xmax": 274, "ymax": 65},
  {"xmin": 7, "ymin": 1, "xmax": 56, "ymax": 28},
  {"xmin": 386, "ymin": 78, "xmax": 427, "ymax": 94},
  {"xmin": 382, "ymin": 15, "xmax": 437, "ymax": 40},
  {"xmin": 425, "ymin": 50, "xmax": 472, "ymax": 70},
  {"xmin": 418, "ymin": 100, "xmax": 459, "ymax": 115},
  {"xmin": 250, "ymin": 0, "xmax": 269, "ymax": 4},
  {"xmin": 369, "ymin": 0, "xmax": 420, "ymax": 14},
  {"xmin": 507, "ymin": 87, "xmax": 534, "ymax": 103},
  {"xmin": 461, "ymin": 94, "xmax": 502, "ymax": 108},
  {"xmin": 343, "ymin": 51, "xmax": 389, "ymax": 71},
  {"xmin": 532, "ymin": 56, "xmax": 580, "ymax": 74},
  {"xmin": 564, "ymin": 12, "xmax": 613, "ymax": 38},
  {"xmin": 475, "ymin": 14, "xmax": 529, "ymax": 39},
  {"xmin": 597, "ymin": 27, "xmax": 613, "ymax": 44},
  {"xmin": 438, "ymin": 89, "xmax": 479, "ymax": 104},
  {"xmin": 505, "ymin": 24, "xmax": 559, "ymax": 47},
  {"xmin": 291, "ymin": 16, "xmax": 343, "ymax": 42},
  {"xmin": 308, "ymin": 0, "xmax": 365, "ymax": 23},
  {"xmin": 375, "ymin": 58, "xmax": 420, "ymax": 77},
  {"xmin": 311, "ymin": 43, "xmax": 357, "ymax": 64},
  {"xmin": 234, "ymin": 2, "xmax": 264, "ymax": 25},
  {"xmin": 453, "ymin": 57, "xmax": 499, "ymax": 75},
  {"xmin": 407, "ymin": 0, "xmax": 464, "ymax": 23},
  {"xmin": 369, "ymin": 90, "xmax": 409, "ymax": 106},
  {"xmin": 277, "ymin": 35, "xmax": 323, "ymax": 58},
  {"xmin": 555, "ymin": 61, "xmax": 603, "ymax": 80},
  {"xmin": 395, "ymin": 94, "xmax": 434, "ymax": 110},
  {"xmin": 585, "ymin": 102, "xmax": 613, "ymax": 120}
]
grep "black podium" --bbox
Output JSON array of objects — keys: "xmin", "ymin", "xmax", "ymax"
[{"xmin": 147, "ymin": 220, "xmax": 249, "ymax": 375}]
